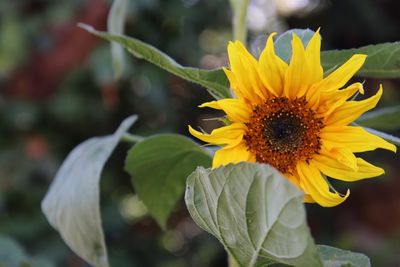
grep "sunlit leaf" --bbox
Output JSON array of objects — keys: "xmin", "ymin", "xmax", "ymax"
[
  {"xmin": 317, "ymin": 245, "xmax": 371, "ymax": 267},
  {"xmin": 41, "ymin": 115, "xmax": 138, "ymax": 267},
  {"xmin": 107, "ymin": 0, "xmax": 128, "ymax": 79},
  {"xmin": 185, "ymin": 162, "xmax": 322, "ymax": 267},
  {"xmin": 79, "ymin": 24, "xmax": 231, "ymax": 100},
  {"xmin": 321, "ymin": 42, "xmax": 400, "ymax": 78},
  {"xmin": 125, "ymin": 134, "xmax": 211, "ymax": 229},
  {"xmin": 356, "ymin": 105, "xmax": 400, "ymax": 130}
]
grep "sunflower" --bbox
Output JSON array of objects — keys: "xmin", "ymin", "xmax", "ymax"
[{"xmin": 189, "ymin": 30, "xmax": 397, "ymax": 207}]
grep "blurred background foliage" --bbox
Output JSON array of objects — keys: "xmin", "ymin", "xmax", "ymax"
[{"xmin": 0, "ymin": 0, "xmax": 399, "ymax": 266}]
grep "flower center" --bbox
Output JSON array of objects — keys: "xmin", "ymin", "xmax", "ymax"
[
  {"xmin": 244, "ymin": 97, "xmax": 324, "ymax": 174},
  {"xmin": 264, "ymin": 112, "xmax": 304, "ymax": 152}
]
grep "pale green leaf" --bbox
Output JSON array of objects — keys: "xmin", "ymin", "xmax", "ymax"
[
  {"xmin": 125, "ymin": 134, "xmax": 212, "ymax": 229},
  {"xmin": 321, "ymin": 42, "xmax": 400, "ymax": 78},
  {"xmin": 41, "ymin": 115, "xmax": 138, "ymax": 267},
  {"xmin": 79, "ymin": 23, "xmax": 231, "ymax": 99},
  {"xmin": 356, "ymin": 105, "xmax": 400, "ymax": 130},
  {"xmin": 317, "ymin": 245, "xmax": 371, "ymax": 267},
  {"xmin": 274, "ymin": 28, "xmax": 315, "ymax": 62},
  {"xmin": 185, "ymin": 162, "xmax": 322, "ymax": 267},
  {"xmin": 107, "ymin": 0, "xmax": 128, "ymax": 79}
]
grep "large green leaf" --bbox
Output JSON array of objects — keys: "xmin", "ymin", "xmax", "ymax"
[
  {"xmin": 317, "ymin": 245, "xmax": 371, "ymax": 267},
  {"xmin": 79, "ymin": 24, "xmax": 231, "ymax": 100},
  {"xmin": 41, "ymin": 115, "xmax": 138, "ymax": 267},
  {"xmin": 356, "ymin": 105, "xmax": 400, "ymax": 130},
  {"xmin": 321, "ymin": 42, "xmax": 400, "ymax": 78},
  {"xmin": 125, "ymin": 134, "xmax": 212, "ymax": 229},
  {"xmin": 185, "ymin": 162, "xmax": 322, "ymax": 267}
]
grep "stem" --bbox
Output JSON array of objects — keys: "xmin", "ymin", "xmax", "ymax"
[
  {"xmin": 121, "ymin": 133, "xmax": 145, "ymax": 143},
  {"xmin": 229, "ymin": 0, "xmax": 250, "ymax": 44}
]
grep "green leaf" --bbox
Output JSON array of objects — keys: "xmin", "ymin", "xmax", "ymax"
[
  {"xmin": 274, "ymin": 29, "xmax": 315, "ymax": 62},
  {"xmin": 321, "ymin": 42, "xmax": 400, "ymax": 78},
  {"xmin": 125, "ymin": 134, "xmax": 212, "ymax": 229},
  {"xmin": 185, "ymin": 162, "xmax": 322, "ymax": 267},
  {"xmin": 356, "ymin": 105, "xmax": 400, "ymax": 130},
  {"xmin": 317, "ymin": 245, "xmax": 371, "ymax": 267},
  {"xmin": 79, "ymin": 24, "xmax": 231, "ymax": 100},
  {"xmin": 41, "ymin": 115, "xmax": 138, "ymax": 267},
  {"xmin": 107, "ymin": 0, "xmax": 128, "ymax": 79}
]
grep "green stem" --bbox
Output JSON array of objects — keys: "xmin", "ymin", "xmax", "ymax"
[
  {"xmin": 121, "ymin": 133, "xmax": 145, "ymax": 143},
  {"xmin": 228, "ymin": 254, "xmax": 240, "ymax": 267},
  {"xmin": 229, "ymin": 0, "xmax": 250, "ymax": 44}
]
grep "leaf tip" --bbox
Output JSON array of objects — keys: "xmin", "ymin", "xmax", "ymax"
[{"xmin": 77, "ymin": 22, "xmax": 96, "ymax": 33}]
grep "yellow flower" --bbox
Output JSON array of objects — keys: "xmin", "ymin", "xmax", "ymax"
[{"xmin": 189, "ymin": 30, "xmax": 397, "ymax": 207}]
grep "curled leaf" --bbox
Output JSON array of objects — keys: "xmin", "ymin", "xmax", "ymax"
[{"xmin": 41, "ymin": 115, "xmax": 138, "ymax": 267}]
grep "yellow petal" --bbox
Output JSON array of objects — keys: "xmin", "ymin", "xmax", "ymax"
[
  {"xmin": 284, "ymin": 34, "xmax": 310, "ymax": 99},
  {"xmin": 188, "ymin": 123, "xmax": 245, "ymax": 148},
  {"xmin": 303, "ymin": 194, "xmax": 315, "ymax": 203},
  {"xmin": 297, "ymin": 161, "xmax": 349, "ymax": 207},
  {"xmin": 223, "ymin": 67, "xmax": 244, "ymax": 100},
  {"xmin": 324, "ymin": 147, "xmax": 358, "ymax": 171},
  {"xmin": 321, "ymin": 82, "xmax": 364, "ymax": 105},
  {"xmin": 234, "ymin": 42, "xmax": 266, "ymax": 97},
  {"xmin": 258, "ymin": 33, "xmax": 288, "ymax": 96},
  {"xmin": 305, "ymin": 29, "xmax": 323, "ymax": 86},
  {"xmin": 287, "ymin": 173, "xmax": 313, "ymax": 202},
  {"xmin": 321, "ymin": 125, "xmax": 397, "ymax": 153},
  {"xmin": 306, "ymin": 85, "xmax": 322, "ymax": 110},
  {"xmin": 317, "ymin": 54, "xmax": 367, "ymax": 92},
  {"xmin": 307, "ymin": 57, "xmax": 366, "ymax": 109},
  {"xmin": 199, "ymin": 99, "xmax": 251, "ymax": 123},
  {"xmin": 314, "ymin": 155, "xmax": 385, "ymax": 182},
  {"xmin": 336, "ymin": 82, "xmax": 364, "ymax": 98},
  {"xmin": 213, "ymin": 142, "xmax": 254, "ymax": 168},
  {"xmin": 319, "ymin": 82, "xmax": 364, "ymax": 117},
  {"xmin": 325, "ymin": 85, "xmax": 383, "ymax": 126},
  {"xmin": 227, "ymin": 42, "xmax": 265, "ymax": 102}
]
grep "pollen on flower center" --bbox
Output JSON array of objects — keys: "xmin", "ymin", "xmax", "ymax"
[{"xmin": 244, "ymin": 97, "xmax": 324, "ymax": 174}]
